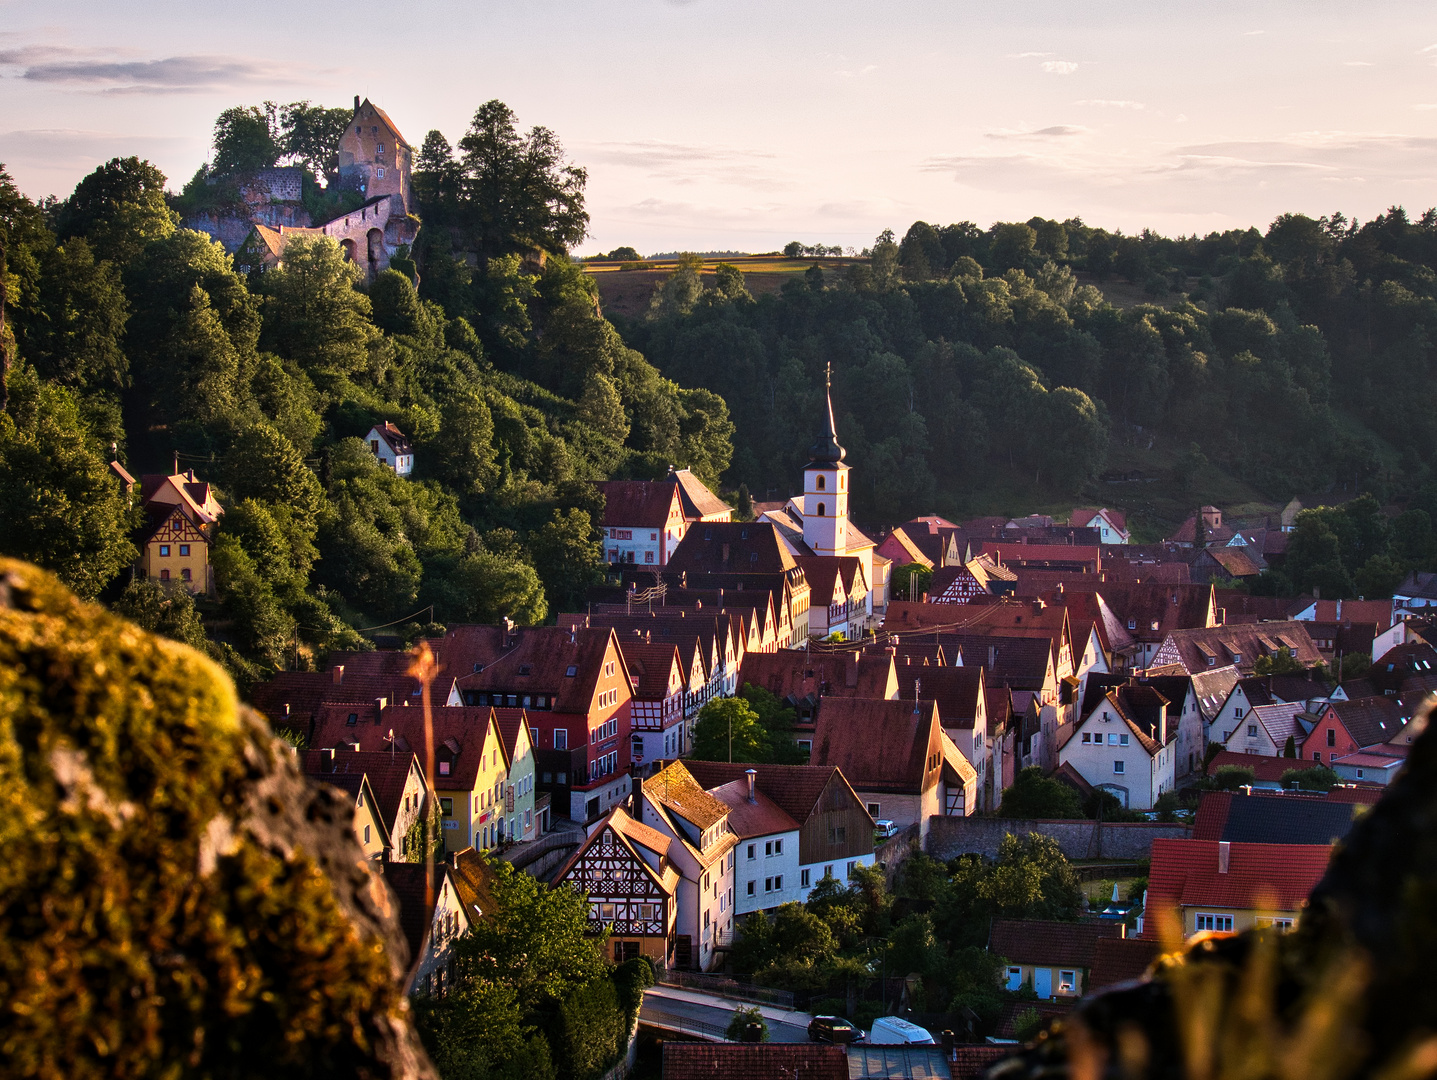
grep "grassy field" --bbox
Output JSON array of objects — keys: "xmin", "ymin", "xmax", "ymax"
[{"xmin": 585, "ymin": 254, "xmax": 860, "ymax": 318}]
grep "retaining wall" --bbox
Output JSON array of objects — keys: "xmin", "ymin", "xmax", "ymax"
[{"xmin": 924, "ymin": 816, "xmax": 1190, "ymax": 862}]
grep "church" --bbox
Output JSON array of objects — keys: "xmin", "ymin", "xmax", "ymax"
[{"xmin": 757, "ymin": 367, "xmax": 887, "ymax": 640}]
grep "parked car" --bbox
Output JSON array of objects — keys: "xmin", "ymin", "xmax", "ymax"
[
  {"xmin": 874, "ymin": 819, "xmax": 898, "ymax": 840},
  {"xmin": 808, "ymin": 1015, "xmax": 864, "ymax": 1044},
  {"xmin": 868, "ymin": 1016, "xmax": 935, "ymax": 1045}
]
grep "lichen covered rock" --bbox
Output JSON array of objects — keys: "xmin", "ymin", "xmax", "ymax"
[{"xmin": 0, "ymin": 559, "xmax": 436, "ymax": 1078}]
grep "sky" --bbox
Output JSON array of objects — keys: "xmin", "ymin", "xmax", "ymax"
[{"xmin": 2, "ymin": 0, "xmax": 1437, "ymax": 255}]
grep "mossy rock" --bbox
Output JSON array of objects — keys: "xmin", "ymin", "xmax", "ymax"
[{"xmin": 0, "ymin": 559, "xmax": 435, "ymax": 1078}]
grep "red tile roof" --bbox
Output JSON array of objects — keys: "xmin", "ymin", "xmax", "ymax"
[
  {"xmin": 1144, "ymin": 838, "xmax": 1333, "ymax": 933},
  {"xmin": 811, "ymin": 698, "xmax": 942, "ymax": 793},
  {"xmin": 988, "ymin": 918, "xmax": 1125, "ymax": 968},
  {"xmin": 680, "ymin": 761, "xmax": 859, "ymax": 829},
  {"xmin": 599, "ymin": 480, "xmax": 681, "ymax": 528},
  {"xmin": 662, "ymin": 1043, "xmax": 847, "ymax": 1080},
  {"xmin": 1088, "ymin": 936, "xmax": 1164, "ymax": 991},
  {"xmin": 668, "ymin": 522, "xmax": 799, "ymax": 575},
  {"xmin": 313, "ymin": 705, "xmax": 501, "ymax": 789},
  {"xmin": 705, "ymin": 778, "xmax": 800, "ymax": 838},
  {"xmin": 1206, "ymin": 750, "xmax": 1321, "ymax": 782},
  {"xmin": 617, "ymin": 641, "xmax": 684, "ymax": 698},
  {"xmin": 893, "ymin": 664, "xmax": 985, "ymax": 729},
  {"xmin": 950, "ymin": 1045, "xmax": 1014, "ymax": 1079},
  {"xmin": 301, "ymin": 748, "xmax": 422, "ymax": 834}
]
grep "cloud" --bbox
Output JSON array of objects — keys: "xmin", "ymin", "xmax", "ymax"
[
  {"xmin": 985, "ymin": 124, "xmax": 1088, "ymax": 140},
  {"xmin": 0, "ymin": 45, "xmax": 307, "ymax": 93},
  {"xmin": 583, "ymin": 139, "xmax": 784, "ymax": 186},
  {"xmin": 1041, "ymin": 61, "xmax": 1078, "ymax": 74},
  {"xmin": 1244, "ymin": 30, "xmax": 1266, "ymax": 36},
  {"xmin": 835, "ymin": 64, "xmax": 878, "ymax": 78},
  {"xmin": 1075, "ymin": 99, "xmax": 1145, "ymax": 110},
  {"xmin": 1415, "ymin": 103, "xmax": 1437, "ymax": 110},
  {"xmin": 1343, "ymin": 61, "xmax": 1374, "ymax": 66},
  {"xmin": 1007, "ymin": 51, "xmax": 1052, "ymax": 58}
]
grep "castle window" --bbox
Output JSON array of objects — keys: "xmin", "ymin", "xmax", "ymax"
[
  {"xmin": 377, "ymin": 143, "xmax": 384, "ymax": 154},
  {"xmin": 816, "ymin": 503, "xmax": 825, "ymax": 517},
  {"xmin": 816, "ymin": 475, "xmax": 825, "ymax": 490},
  {"xmin": 377, "ymin": 168, "xmax": 385, "ymax": 179}
]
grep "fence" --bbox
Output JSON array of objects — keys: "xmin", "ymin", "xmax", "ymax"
[
  {"xmin": 657, "ymin": 970, "xmax": 795, "ymax": 1010},
  {"xmin": 639, "ymin": 1008, "xmax": 730, "ymax": 1042}
]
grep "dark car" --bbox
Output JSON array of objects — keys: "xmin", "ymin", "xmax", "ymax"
[{"xmin": 808, "ymin": 1015, "xmax": 864, "ymax": 1044}]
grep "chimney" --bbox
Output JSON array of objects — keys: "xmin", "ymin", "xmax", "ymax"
[
  {"xmin": 722, "ymin": 543, "xmax": 731, "ymax": 566},
  {"xmin": 630, "ymin": 766, "xmax": 643, "ymax": 816},
  {"xmin": 914, "ymin": 678, "xmax": 922, "ymax": 713},
  {"xmin": 1218, "ymin": 840, "xmax": 1231, "ymax": 874},
  {"xmin": 354, "ymin": 94, "xmax": 360, "ymax": 111},
  {"xmin": 333, "ymin": 665, "xmax": 345, "ymax": 685},
  {"xmin": 1033, "ymin": 599, "xmax": 1044, "ymax": 614},
  {"xmin": 320, "ymin": 747, "xmax": 335, "ymax": 773},
  {"xmin": 376, "ymin": 696, "xmax": 388, "ymax": 713},
  {"xmin": 846, "ymin": 652, "xmax": 859, "ymax": 687},
  {"xmin": 746, "ymin": 768, "xmax": 757, "ymax": 803}
]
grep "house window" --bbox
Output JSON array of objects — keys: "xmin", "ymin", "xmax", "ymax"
[
  {"xmin": 1313, "ymin": 752, "xmax": 1322, "ymax": 761},
  {"xmin": 180, "ymin": 568, "xmax": 191, "ymax": 582},
  {"xmin": 1195, "ymin": 913, "xmax": 1234, "ymax": 932},
  {"xmin": 867, "ymin": 802, "xmax": 880, "ymax": 817},
  {"xmin": 773, "ymin": 839, "xmax": 783, "ymax": 855},
  {"xmin": 1248, "ymin": 724, "xmax": 1258, "ymax": 737},
  {"xmin": 440, "ymin": 798, "xmax": 453, "ymax": 817},
  {"xmin": 645, "ymin": 551, "xmax": 654, "ymax": 563},
  {"xmin": 439, "ymin": 760, "xmax": 451, "ymax": 776},
  {"xmin": 160, "ymin": 570, "xmax": 170, "ymax": 581},
  {"xmin": 160, "ymin": 545, "xmax": 171, "ymax": 557},
  {"xmin": 377, "ymin": 143, "xmax": 384, "ymax": 153},
  {"xmin": 179, "ymin": 544, "xmax": 190, "ymax": 556},
  {"xmin": 1256, "ymin": 917, "xmax": 1295, "ymax": 931},
  {"xmin": 1327, "ymin": 729, "xmax": 1336, "ymax": 747},
  {"xmin": 748, "ymin": 844, "xmax": 756, "ymax": 860},
  {"xmin": 824, "ymin": 864, "xmax": 834, "ymax": 878},
  {"xmin": 347, "ymin": 712, "xmax": 358, "ymax": 725},
  {"xmin": 801, "ymin": 868, "xmax": 811, "ymax": 888},
  {"xmin": 601, "ymin": 903, "xmax": 615, "ymax": 921},
  {"xmin": 828, "ymin": 826, "xmax": 846, "ymax": 844},
  {"xmin": 555, "ymin": 729, "xmax": 568, "ymax": 750},
  {"xmin": 764, "ymin": 877, "xmax": 773, "ymax": 892},
  {"xmin": 774, "ymin": 875, "xmax": 783, "ymax": 890},
  {"xmin": 1059, "ymin": 970, "xmax": 1077, "ymax": 993},
  {"xmin": 816, "ymin": 503, "xmax": 826, "ymax": 517},
  {"xmin": 1082, "ymin": 733, "xmax": 1092, "ymax": 743},
  {"xmin": 847, "ymin": 861, "xmax": 856, "ymax": 879},
  {"xmin": 1120, "ymin": 734, "xmax": 1129, "ymax": 746},
  {"xmin": 1114, "ymin": 760, "xmax": 1125, "ymax": 774},
  {"xmin": 747, "ymin": 881, "xmax": 755, "ymax": 896},
  {"xmin": 1356, "ymin": 769, "xmax": 1365, "ymax": 779},
  {"xmin": 566, "ymin": 666, "xmax": 578, "ymax": 677},
  {"xmin": 816, "ymin": 475, "xmax": 826, "ymax": 490},
  {"xmin": 1007, "ymin": 967, "xmax": 1023, "ymax": 991}
]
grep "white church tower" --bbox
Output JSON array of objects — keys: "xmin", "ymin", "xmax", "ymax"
[{"xmin": 803, "ymin": 364, "xmax": 850, "ymax": 557}]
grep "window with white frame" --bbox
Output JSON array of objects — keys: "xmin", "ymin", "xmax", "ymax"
[
  {"xmin": 1195, "ymin": 913, "xmax": 1234, "ymax": 932},
  {"xmin": 1114, "ymin": 760, "xmax": 1125, "ymax": 774},
  {"xmin": 1058, "ymin": 970, "xmax": 1077, "ymax": 993}
]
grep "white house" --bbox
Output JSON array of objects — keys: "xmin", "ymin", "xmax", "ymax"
[
  {"xmin": 1057, "ymin": 688, "xmax": 1176, "ymax": 810},
  {"xmin": 1070, "ymin": 508, "xmax": 1130, "ymax": 545},
  {"xmin": 598, "ymin": 467, "xmax": 731, "ymax": 567},
  {"xmin": 366, "ymin": 421, "xmax": 414, "ymax": 477},
  {"xmin": 1219, "ymin": 702, "xmax": 1311, "ymax": 758}
]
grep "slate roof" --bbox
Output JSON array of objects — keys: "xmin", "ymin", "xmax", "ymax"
[
  {"xmin": 662, "ymin": 1043, "xmax": 847, "ymax": 1080},
  {"xmin": 810, "ymin": 698, "xmax": 941, "ymax": 793},
  {"xmin": 1193, "ymin": 790, "xmax": 1363, "ymax": 845},
  {"xmin": 1325, "ymin": 695, "xmax": 1410, "ymax": 748},
  {"xmin": 1189, "ymin": 666, "xmax": 1242, "ymax": 722},
  {"xmin": 1144, "ymin": 839, "xmax": 1332, "ymax": 925},
  {"xmin": 1088, "ymin": 937, "xmax": 1164, "ymax": 991}
]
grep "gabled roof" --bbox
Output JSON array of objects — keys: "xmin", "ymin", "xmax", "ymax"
[
  {"xmin": 1324, "ymin": 695, "xmax": 1410, "ymax": 748},
  {"xmin": 1088, "ymin": 937, "xmax": 1163, "ymax": 991},
  {"xmin": 553, "ymin": 806, "xmax": 680, "ymax": 895},
  {"xmin": 1244, "ymin": 702, "xmax": 1308, "ymax": 749},
  {"xmin": 878, "ymin": 527, "xmax": 935, "ymax": 569},
  {"xmin": 668, "ymin": 521, "xmax": 800, "ymax": 575},
  {"xmin": 617, "ymin": 641, "xmax": 684, "ymax": 698},
  {"xmin": 681, "ymin": 761, "xmax": 861, "ymax": 827},
  {"xmin": 810, "ymin": 698, "xmax": 942, "ymax": 793},
  {"xmin": 377, "ymin": 861, "xmax": 448, "ymax": 972},
  {"xmin": 671, "ymin": 468, "xmax": 732, "ymax": 519},
  {"xmin": 1193, "ymin": 790, "xmax": 1364, "ymax": 846},
  {"xmin": 1145, "ymin": 839, "xmax": 1332, "ymax": 924},
  {"xmin": 645, "ymin": 760, "xmax": 731, "ymax": 831},
  {"xmin": 662, "ymin": 1043, "xmax": 847, "ymax": 1080},
  {"xmin": 301, "ymin": 748, "xmax": 423, "ymax": 834},
  {"xmin": 454, "ymin": 624, "xmax": 621, "ymax": 712},
  {"xmin": 1154, "ymin": 622, "xmax": 1322, "ymax": 675},
  {"xmin": 1077, "ymin": 689, "xmax": 1161, "ymax": 755},
  {"xmin": 358, "ymin": 97, "xmax": 411, "ymax": 149},
  {"xmin": 988, "ymin": 918, "xmax": 1125, "ymax": 968},
  {"xmin": 736, "ymin": 649, "xmax": 896, "ymax": 708},
  {"xmin": 795, "ymin": 555, "xmax": 865, "ymax": 604},
  {"xmin": 368, "ymin": 420, "xmax": 411, "ymax": 455},
  {"xmin": 491, "ymin": 707, "xmax": 532, "ymax": 762},
  {"xmin": 705, "ymin": 778, "xmax": 800, "ymax": 838},
  {"xmin": 1205, "ymin": 750, "xmax": 1323, "ymax": 783},
  {"xmin": 1188, "ymin": 665, "xmax": 1242, "ymax": 721},
  {"xmin": 599, "ymin": 480, "xmax": 682, "ymax": 529},
  {"xmin": 1071, "ymin": 507, "xmax": 1129, "ymax": 535},
  {"xmin": 892, "ymin": 664, "xmax": 985, "ymax": 729},
  {"xmin": 313, "ymin": 705, "xmax": 503, "ymax": 789},
  {"xmin": 1199, "ymin": 546, "xmax": 1262, "ymax": 579}
]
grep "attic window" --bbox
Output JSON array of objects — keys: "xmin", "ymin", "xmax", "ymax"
[
  {"xmin": 1128, "ymin": 619, "xmax": 1137, "ymax": 630},
  {"xmin": 1150, "ymin": 621, "xmax": 1160, "ymax": 632},
  {"xmin": 566, "ymin": 665, "xmax": 578, "ymax": 677},
  {"xmin": 347, "ymin": 713, "xmax": 358, "ymax": 725},
  {"xmin": 473, "ymin": 663, "xmax": 484, "ymax": 673},
  {"xmin": 519, "ymin": 665, "xmax": 532, "ymax": 676},
  {"xmin": 750, "ymin": 552, "xmax": 759, "ymax": 564},
  {"xmin": 439, "ymin": 760, "xmax": 451, "ymax": 776}
]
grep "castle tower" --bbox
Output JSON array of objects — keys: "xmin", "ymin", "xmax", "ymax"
[{"xmin": 803, "ymin": 364, "xmax": 849, "ymax": 557}]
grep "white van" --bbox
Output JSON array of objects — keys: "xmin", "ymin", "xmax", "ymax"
[{"xmin": 867, "ymin": 1017, "xmax": 935, "ymax": 1045}]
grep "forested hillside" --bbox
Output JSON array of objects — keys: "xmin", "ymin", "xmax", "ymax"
[
  {"xmin": 619, "ymin": 213, "xmax": 1437, "ymax": 528},
  {"xmin": 0, "ymin": 99, "xmax": 732, "ymax": 689}
]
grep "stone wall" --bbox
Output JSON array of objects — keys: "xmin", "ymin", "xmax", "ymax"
[{"xmin": 924, "ymin": 816, "xmax": 1191, "ymax": 862}]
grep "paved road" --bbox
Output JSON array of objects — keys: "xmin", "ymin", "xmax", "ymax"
[{"xmin": 641, "ymin": 984, "xmax": 814, "ymax": 1042}]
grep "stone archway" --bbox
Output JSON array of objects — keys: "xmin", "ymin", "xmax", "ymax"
[
  {"xmin": 367, "ymin": 228, "xmax": 384, "ymax": 279},
  {"xmin": 339, "ymin": 237, "xmax": 357, "ymax": 263}
]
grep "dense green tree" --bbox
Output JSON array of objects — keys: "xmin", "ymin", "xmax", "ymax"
[
  {"xmin": 423, "ymin": 548, "xmax": 548, "ymax": 626},
  {"xmin": 211, "ymin": 103, "xmax": 281, "ymax": 175},
  {"xmin": 414, "ymin": 981, "xmax": 556, "ymax": 1080},
  {"xmin": 527, "ymin": 507, "xmax": 602, "ymax": 614},
  {"xmin": 278, "ymin": 101, "xmax": 353, "ymax": 180},
  {"xmin": 56, "ymin": 157, "xmax": 177, "ymax": 264},
  {"xmin": 692, "ymin": 697, "xmax": 770, "ymax": 762},
  {"xmin": 111, "ymin": 578, "xmax": 211, "ymax": 652},
  {"xmin": 998, "ymin": 767, "xmax": 1085, "ymax": 819},
  {"xmin": 256, "ymin": 235, "xmax": 375, "ymax": 380},
  {"xmin": 0, "ymin": 366, "xmax": 136, "ymax": 598},
  {"xmin": 421, "ymin": 389, "xmax": 501, "ymax": 497},
  {"xmin": 738, "ymin": 683, "xmax": 804, "ymax": 763},
  {"xmin": 25, "ymin": 238, "xmax": 129, "ymax": 392}
]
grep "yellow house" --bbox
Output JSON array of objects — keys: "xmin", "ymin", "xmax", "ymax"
[
  {"xmin": 137, "ymin": 469, "xmax": 223, "ymax": 595},
  {"xmin": 991, "ymin": 918, "xmax": 1128, "ymax": 999}
]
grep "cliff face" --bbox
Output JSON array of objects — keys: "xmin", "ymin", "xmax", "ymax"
[
  {"xmin": 0, "ymin": 559, "xmax": 436, "ymax": 1078},
  {"xmin": 990, "ymin": 699, "xmax": 1437, "ymax": 1080}
]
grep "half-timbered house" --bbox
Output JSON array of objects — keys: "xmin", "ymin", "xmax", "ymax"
[{"xmin": 555, "ymin": 806, "xmax": 680, "ymax": 965}]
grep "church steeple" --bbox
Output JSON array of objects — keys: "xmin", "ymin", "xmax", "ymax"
[{"xmin": 806, "ymin": 363, "xmax": 846, "ymax": 466}]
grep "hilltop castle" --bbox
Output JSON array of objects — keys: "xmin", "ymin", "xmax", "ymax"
[{"xmin": 186, "ymin": 97, "xmax": 418, "ymax": 279}]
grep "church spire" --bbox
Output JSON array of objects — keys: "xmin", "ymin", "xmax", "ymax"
[{"xmin": 807, "ymin": 362, "xmax": 846, "ymax": 465}]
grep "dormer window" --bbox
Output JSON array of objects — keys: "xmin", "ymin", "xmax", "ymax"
[
  {"xmin": 439, "ymin": 760, "xmax": 451, "ymax": 776},
  {"xmin": 1128, "ymin": 619, "xmax": 1137, "ymax": 630}
]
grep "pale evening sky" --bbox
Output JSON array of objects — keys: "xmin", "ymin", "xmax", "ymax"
[{"xmin": 2, "ymin": 0, "xmax": 1436, "ymax": 255}]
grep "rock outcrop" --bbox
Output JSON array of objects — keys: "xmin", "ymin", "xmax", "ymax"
[{"xmin": 0, "ymin": 559, "xmax": 437, "ymax": 1078}]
